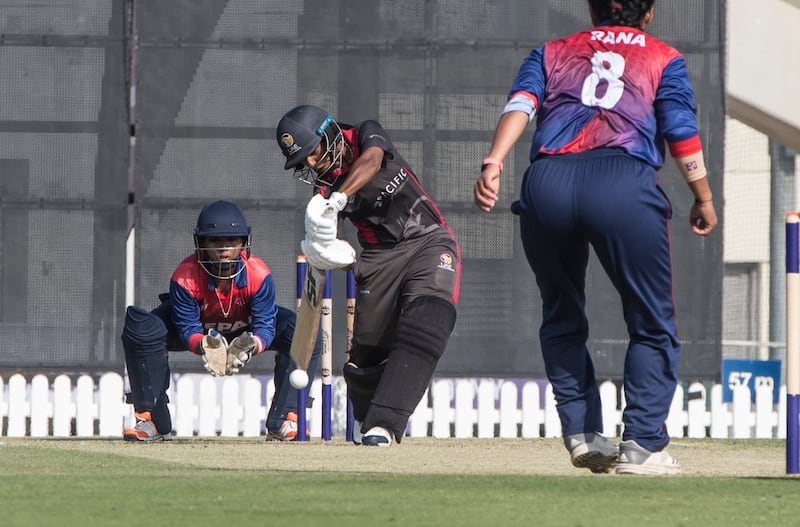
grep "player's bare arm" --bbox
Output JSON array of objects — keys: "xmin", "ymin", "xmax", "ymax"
[
  {"xmin": 687, "ymin": 176, "xmax": 717, "ymax": 236},
  {"xmin": 670, "ymin": 141, "xmax": 718, "ymax": 236},
  {"xmin": 335, "ymin": 145, "xmax": 384, "ymax": 198},
  {"xmin": 475, "ymin": 111, "xmax": 529, "ymax": 212}
]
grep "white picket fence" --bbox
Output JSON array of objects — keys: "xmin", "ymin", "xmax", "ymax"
[{"xmin": 0, "ymin": 372, "xmax": 787, "ymax": 439}]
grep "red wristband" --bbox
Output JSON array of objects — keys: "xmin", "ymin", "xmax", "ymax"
[{"xmin": 482, "ymin": 157, "xmax": 504, "ymax": 173}]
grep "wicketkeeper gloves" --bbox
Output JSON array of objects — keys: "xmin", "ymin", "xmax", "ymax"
[
  {"xmin": 227, "ymin": 332, "xmax": 262, "ymax": 374},
  {"xmin": 200, "ymin": 329, "xmax": 229, "ymax": 376}
]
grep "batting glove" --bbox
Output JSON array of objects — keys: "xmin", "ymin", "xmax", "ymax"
[
  {"xmin": 304, "ymin": 194, "xmax": 339, "ymax": 243},
  {"xmin": 327, "ymin": 191, "xmax": 348, "ymax": 212},
  {"xmin": 301, "ymin": 238, "xmax": 356, "ymax": 270},
  {"xmin": 305, "ymin": 216, "xmax": 338, "ymax": 244},
  {"xmin": 226, "ymin": 332, "xmax": 262, "ymax": 374},
  {"xmin": 305, "ymin": 192, "xmax": 347, "ymax": 245},
  {"xmin": 200, "ymin": 329, "xmax": 229, "ymax": 376}
]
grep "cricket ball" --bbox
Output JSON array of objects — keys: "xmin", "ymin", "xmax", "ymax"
[{"xmin": 289, "ymin": 368, "xmax": 309, "ymax": 389}]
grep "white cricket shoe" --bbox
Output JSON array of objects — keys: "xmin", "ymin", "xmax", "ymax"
[
  {"xmin": 564, "ymin": 432, "xmax": 618, "ymax": 473},
  {"xmin": 362, "ymin": 426, "xmax": 392, "ymax": 447},
  {"xmin": 616, "ymin": 440, "xmax": 681, "ymax": 475}
]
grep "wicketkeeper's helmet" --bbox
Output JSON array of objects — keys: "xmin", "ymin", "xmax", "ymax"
[{"xmin": 193, "ymin": 200, "xmax": 252, "ymax": 279}]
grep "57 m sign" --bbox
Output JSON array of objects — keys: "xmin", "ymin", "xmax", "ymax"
[{"xmin": 721, "ymin": 359, "xmax": 781, "ymax": 404}]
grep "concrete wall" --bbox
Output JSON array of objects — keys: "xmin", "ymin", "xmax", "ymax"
[{"xmin": 727, "ymin": 0, "xmax": 800, "ymax": 152}]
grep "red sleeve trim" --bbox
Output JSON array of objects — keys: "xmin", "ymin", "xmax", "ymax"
[
  {"xmin": 188, "ymin": 333, "xmax": 204, "ymax": 355},
  {"xmin": 668, "ymin": 135, "xmax": 702, "ymax": 157}
]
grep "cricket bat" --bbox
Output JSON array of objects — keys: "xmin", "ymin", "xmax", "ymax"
[{"xmin": 290, "ymin": 259, "xmax": 326, "ymax": 372}]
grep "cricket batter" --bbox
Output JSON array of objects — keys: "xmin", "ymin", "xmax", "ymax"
[
  {"xmin": 276, "ymin": 105, "xmax": 461, "ymax": 446},
  {"xmin": 121, "ymin": 200, "xmax": 321, "ymax": 441},
  {"xmin": 474, "ymin": 0, "xmax": 717, "ymax": 474}
]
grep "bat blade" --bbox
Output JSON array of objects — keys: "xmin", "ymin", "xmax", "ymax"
[{"xmin": 289, "ymin": 264, "xmax": 326, "ymax": 371}]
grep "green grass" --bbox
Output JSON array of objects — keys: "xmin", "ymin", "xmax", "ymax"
[{"xmin": 1, "ymin": 441, "xmax": 799, "ymax": 526}]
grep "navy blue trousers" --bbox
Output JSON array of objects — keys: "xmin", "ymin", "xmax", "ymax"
[{"xmin": 515, "ymin": 149, "xmax": 680, "ymax": 452}]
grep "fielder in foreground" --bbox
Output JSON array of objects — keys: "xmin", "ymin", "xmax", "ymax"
[
  {"xmin": 277, "ymin": 104, "xmax": 461, "ymax": 447},
  {"xmin": 474, "ymin": 0, "xmax": 717, "ymax": 475},
  {"xmin": 121, "ymin": 200, "xmax": 321, "ymax": 441}
]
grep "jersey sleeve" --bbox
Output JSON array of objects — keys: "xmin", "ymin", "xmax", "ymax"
[
  {"xmin": 654, "ymin": 56, "xmax": 700, "ymax": 145},
  {"xmin": 357, "ymin": 120, "xmax": 395, "ymax": 156},
  {"xmin": 247, "ymin": 273, "xmax": 277, "ymax": 351},
  {"xmin": 169, "ymin": 278, "xmax": 205, "ymax": 354},
  {"xmin": 509, "ymin": 46, "xmax": 546, "ymax": 105}
]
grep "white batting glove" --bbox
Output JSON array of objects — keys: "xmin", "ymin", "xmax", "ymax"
[
  {"xmin": 304, "ymin": 194, "xmax": 339, "ymax": 243},
  {"xmin": 305, "ymin": 217, "xmax": 338, "ymax": 244},
  {"xmin": 301, "ymin": 238, "xmax": 356, "ymax": 270},
  {"xmin": 200, "ymin": 329, "xmax": 229, "ymax": 376},
  {"xmin": 226, "ymin": 332, "xmax": 262, "ymax": 374},
  {"xmin": 328, "ymin": 191, "xmax": 348, "ymax": 212}
]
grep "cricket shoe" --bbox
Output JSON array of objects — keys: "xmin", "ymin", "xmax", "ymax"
[
  {"xmin": 616, "ymin": 440, "xmax": 681, "ymax": 475},
  {"xmin": 266, "ymin": 412, "xmax": 311, "ymax": 441},
  {"xmin": 362, "ymin": 426, "xmax": 392, "ymax": 447},
  {"xmin": 564, "ymin": 432, "xmax": 618, "ymax": 473},
  {"xmin": 123, "ymin": 411, "xmax": 171, "ymax": 442},
  {"xmin": 267, "ymin": 412, "xmax": 299, "ymax": 441}
]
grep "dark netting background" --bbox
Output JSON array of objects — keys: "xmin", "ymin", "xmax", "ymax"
[{"xmin": 0, "ymin": 0, "xmax": 724, "ymax": 379}]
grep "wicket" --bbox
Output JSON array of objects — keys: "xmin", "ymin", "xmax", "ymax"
[
  {"xmin": 786, "ymin": 213, "xmax": 799, "ymax": 473},
  {"xmin": 294, "ymin": 255, "xmax": 355, "ymax": 441},
  {"xmin": 295, "ymin": 255, "xmax": 309, "ymax": 442}
]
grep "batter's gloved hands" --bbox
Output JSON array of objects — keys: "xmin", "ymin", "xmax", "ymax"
[
  {"xmin": 304, "ymin": 194, "xmax": 339, "ymax": 244},
  {"xmin": 226, "ymin": 332, "xmax": 262, "ymax": 374},
  {"xmin": 200, "ymin": 329, "xmax": 229, "ymax": 376},
  {"xmin": 327, "ymin": 191, "xmax": 348, "ymax": 212},
  {"xmin": 301, "ymin": 238, "xmax": 356, "ymax": 270}
]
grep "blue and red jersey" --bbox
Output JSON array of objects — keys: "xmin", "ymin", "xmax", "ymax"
[
  {"xmin": 168, "ymin": 252, "xmax": 277, "ymax": 355},
  {"xmin": 510, "ymin": 23, "xmax": 702, "ymax": 166}
]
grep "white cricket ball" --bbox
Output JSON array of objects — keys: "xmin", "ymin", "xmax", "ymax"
[{"xmin": 289, "ymin": 369, "xmax": 309, "ymax": 389}]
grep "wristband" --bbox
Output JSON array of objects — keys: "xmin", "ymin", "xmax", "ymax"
[{"xmin": 481, "ymin": 157, "xmax": 504, "ymax": 173}]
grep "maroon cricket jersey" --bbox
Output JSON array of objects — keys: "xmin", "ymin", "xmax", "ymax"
[{"xmin": 324, "ymin": 120, "xmax": 453, "ymax": 248}]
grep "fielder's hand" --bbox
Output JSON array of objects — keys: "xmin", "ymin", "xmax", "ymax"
[
  {"xmin": 226, "ymin": 332, "xmax": 262, "ymax": 374},
  {"xmin": 200, "ymin": 329, "xmax": 229, "ymax": 376},
  {"xmin": 690, "ymin": 199, "xmax": 717, "ymax": 236},
  {"xmin": 474, "ymin": 168, "xmax": 501, "ymax": 212},
  {"xmin": 301, "ymin": 238, "xmax": 356, "ymax": 270}
]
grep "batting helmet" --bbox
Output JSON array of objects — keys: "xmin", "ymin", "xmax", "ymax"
[{"xmin": 277, "ymin": 105, "xmax": 335, "ymax": 170}]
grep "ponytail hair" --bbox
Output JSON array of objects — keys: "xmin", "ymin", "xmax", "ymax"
[{"xmin": 588, "ymin": 0, "xmax": 655, "ymax": 28}]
